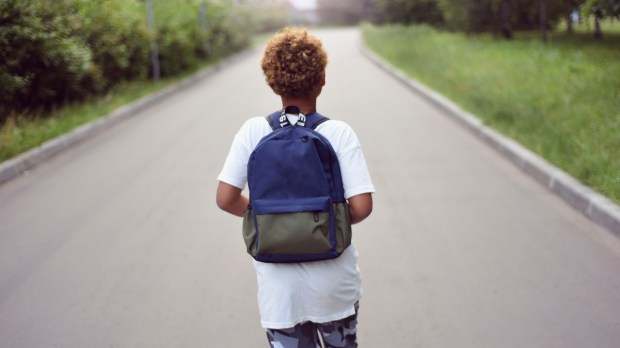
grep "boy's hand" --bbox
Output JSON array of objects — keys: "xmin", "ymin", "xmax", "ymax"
[
  {"xmin": 348, "ymin": 193, "xmax": 373, "ymax": 224},
  {"xmin": 216, "ymin": 182, "xmax": 249, "ymax": 217}
]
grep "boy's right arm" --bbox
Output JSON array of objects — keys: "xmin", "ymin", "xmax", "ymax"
[{"xmin": 216, "ymin": 181, "xmax": 249, "ymax": 217}]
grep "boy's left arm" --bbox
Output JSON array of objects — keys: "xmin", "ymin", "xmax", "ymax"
[
  {"xmin": 348, "ymin": 193, "xmax": 373, "ymax": 224},
  {"xmin": 216, "ymin": 182, "xmax": 249, "ymax": 217}
]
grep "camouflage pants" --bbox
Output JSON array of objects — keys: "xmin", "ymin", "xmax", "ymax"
[{"xmin": 265, "ymin": 303, "xmax": 359, "ymax": 348}]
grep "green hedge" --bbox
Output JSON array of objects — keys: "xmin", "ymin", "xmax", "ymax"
[
  {"xmin": 76, "ymin": 0, "xmax": 151, "ymax": 93},
  {"xmin": 0, "ymin": 1, "xmax": 94, "ymax": 113},
  {"xmin": 0, "ymin": 0, "xmax": 252, "ymax": 121}
]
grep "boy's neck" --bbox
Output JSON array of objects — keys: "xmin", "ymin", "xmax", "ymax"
[{"xmin": 281, "ymin": 97, "xmax": 317, "ymax": 115}]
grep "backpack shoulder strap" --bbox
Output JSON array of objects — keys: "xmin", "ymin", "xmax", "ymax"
[
  {"xmin": 265, "ymin": 110, "xmax": 283, "ymax": 131},
  {"xmin": 305, "ymin": 112, "xmax": 330, "ymax": 130}
]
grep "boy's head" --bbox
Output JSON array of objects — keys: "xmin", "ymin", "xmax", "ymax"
[{"xmin": 261, "ymin": 27, "xmax": 328, "ymax": 99}]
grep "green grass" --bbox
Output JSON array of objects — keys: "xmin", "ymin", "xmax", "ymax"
[
  {"xmin": 362, "ymin": 23, "xmax": 620, "ymax": 204},
  {"xmin": 0, "ymin": 56, "xmax": 226, "ymax": 163}
]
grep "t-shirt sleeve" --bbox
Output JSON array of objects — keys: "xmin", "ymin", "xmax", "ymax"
[
  {"xmin": 339, "ymin": 145, "xmax": 375, "ymax": 199},
  {"xmin": 217, "ymin": 118, "xmax": 267, "ymax": 189},
  {"xmin": 321, "ymin": 121, "xmax": 375, "ymax": 200}
]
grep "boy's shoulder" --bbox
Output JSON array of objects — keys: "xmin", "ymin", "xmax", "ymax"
[
  {"xmin": 241, "ymin": 114, "xmax": 352, "ymax": 133},
  {"xmin": 312, "ymin": 118, "xmax": 363, "ymax": 155},
  {"xmin": 236, "ymin": 114, "xmax": 359, "ymax": 149},
  {"xmin": 315, "ymin": 118, "xmax": 358, "ymax": 140},
  {"xmin": 237, "ymin": 116, "xmax": 272, "ymax": 137},
  {"xmin": 242, "ymin": 116, "xmax": 271, "ymax": 130},
  {"xmin": 315, "ymin": 118, "xmax": 351, "ymax": 131}
]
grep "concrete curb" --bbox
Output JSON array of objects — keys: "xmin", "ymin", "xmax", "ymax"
[
  {"xmin": 0, "ymin": 48, "xmax": 256, "ymax": 187},
  {"xmin": 359, "ymin": 41, "xmax": 620, "ymax": 237}
]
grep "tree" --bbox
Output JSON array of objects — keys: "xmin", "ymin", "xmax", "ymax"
[
  {"xmin": 541, "ymin": 0, "xmax": 548, "ymax": 42},
  {"xmin": 436, "ymin": 0, "xmax": 501, "ymax": 33},
  {"xmin": 563, "ymin": 0, "xmax": 582, "ymax": 34},
  {"xmin": 436, "ymin": 0, "xmax": 567, "ymax": 40},
  {"xmin": 316, "ymin": 0, "xmax": 365, "ymax": 25},
  {"xmin": 589, "ymin": 0, "xmax": 620, "ymax": 18},
  {"xmin": 583, "ymin": 0, "xmax": 620, "ymax": 37},
  {"xmin": 368, "ymin": 0, "xmax": 444, "ymax": 25},
  {"xmin": 500, "ymin": 0, "xmax": 513, "ymax": 38}
]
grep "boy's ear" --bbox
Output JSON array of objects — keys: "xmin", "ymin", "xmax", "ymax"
[{"xmin": 320, "ymin": 72, "xmax": 326, "ymax": 86}]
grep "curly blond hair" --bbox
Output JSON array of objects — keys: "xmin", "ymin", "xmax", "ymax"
[{"xmin": 261, "ymin": 27, "xmax": 328, "ymax": 99}]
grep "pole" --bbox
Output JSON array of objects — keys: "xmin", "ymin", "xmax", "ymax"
[
  {"xmin": 147, "ymin": 0, "xmax": 161, "ymax": 82},
  {"xmin": 200, "ymin": 1, "xmax": 210, "ymax": 54}
]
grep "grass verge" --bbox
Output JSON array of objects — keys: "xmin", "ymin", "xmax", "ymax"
[
  {"xmin": 362, "ymin": 23, "xmax": 620, "ymax": 204},
  {"xmin": 0, "ymin": 56, "xmax": 231, "ymax": 164}
]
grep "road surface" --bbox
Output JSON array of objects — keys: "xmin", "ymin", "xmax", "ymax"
[{"xmin": 1, "ymin": 28, "xmax": 619, "ymax": 348}]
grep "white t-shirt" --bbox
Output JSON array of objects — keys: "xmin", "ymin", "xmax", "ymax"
[{"xmin": 217, "ymin": 115, "xmax": 375, "ymax": 329}]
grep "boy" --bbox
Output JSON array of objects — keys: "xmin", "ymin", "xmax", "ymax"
[{"xmin": 216, "ymin": 28, "xmax": 374, "ymax": 348}]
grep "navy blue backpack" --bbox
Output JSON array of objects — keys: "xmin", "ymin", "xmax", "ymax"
[{"xmin": 242, "ymin": 106, "xmax": 352, "ymax": 263}]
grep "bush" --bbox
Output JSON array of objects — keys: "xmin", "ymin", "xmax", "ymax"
[
  {"xmin": 153, "ymin": 0, "xmax": 205, "ymax": 77},
  {"xmin": 211, "ymin": 4, "xmax": 253, "ymax": 55},
  {"xmin": 0, "ymin": 0, "xmax": 94, "ymax": 119},
  {"xmin": 0, "ymin": 0, "xmax": 252, "ymax": 120},
  {"xmin": 76, "ymin": 0, "xmax": 151, "ymax": 93},
  {"xmin": 153, "ymin": 0, "xmax": 252, "ymax": 76}
]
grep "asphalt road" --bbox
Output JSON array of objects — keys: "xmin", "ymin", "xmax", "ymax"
[{"xmin": 1, "ymin": 28, "xmax": 619, "ymax": 348}]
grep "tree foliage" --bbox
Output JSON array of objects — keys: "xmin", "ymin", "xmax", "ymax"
[
  {"xmin": 583, "ymin": 0, "xmax": 620, "ymax": 18},
  {"xmin": 363, "ymin": 0, "xmax": 617, "ymax": 37},
  {"xmin": 434, "ymin": 0, "xmax": 567, "ymax": 33},
  {"xmin": 581, "ymin": 0, "xmax": 620, "ymax": 37},
  {"xmin": 369, "ymin": 0, "xmax": 444, "ymax": 25},
  {"xmin": 235, "ymin": 1, "xmax": 289, "ymax": 34},
  {"xmin": 315, "ymin": 0, "xmax": 367, "ymax": 25}
]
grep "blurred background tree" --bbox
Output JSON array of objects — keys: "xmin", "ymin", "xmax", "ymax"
[
  {"xmin": 235, "ymin": 0, "xmax": 289, "ymax": 33},
  {"xmin": 433, "ymin": 0, "xmax": 566, "ymax": 35},
  {"xmin": 315, "ymin": 0, "xmax": 366, "ymax": 25},
  {"xmin": 349, "ymin": 0, "xmax": 617, "ymax": 38},
  {"xmin": 367, "ymin": 0, "xmax": 444, "ymax": 25},
  {"xmin": 582, "ymin": 0, "xmax": 620, "ymax": 37}
]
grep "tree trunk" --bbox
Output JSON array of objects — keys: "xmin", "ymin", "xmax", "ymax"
[
  {"xmin": 501, "ymin": 0, "xmax": 513, "ymax": 39},
  {"xmin": 146, "ymin": 0, "xmax": 160, "ymax": 82},
  {"xmin": 594, "ymin": 8, "xmax": 603, "ymax": 38},
  {"xmin": 541, "ymin": 0, "xmax": 548, "ymax": 42},
  {"xmin": 566, "ymin": 2, "xmax": 573, "ymax": 34}
]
